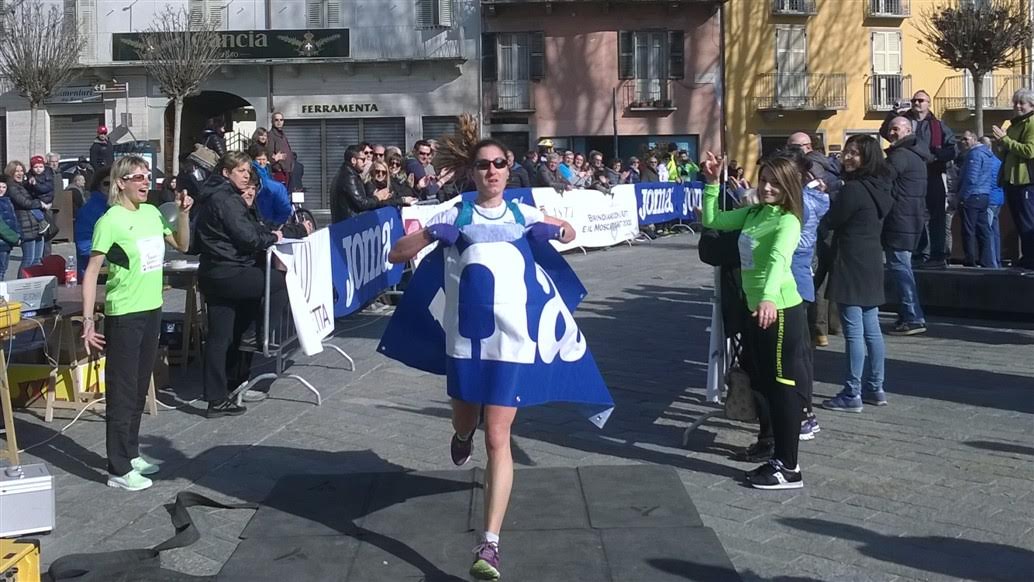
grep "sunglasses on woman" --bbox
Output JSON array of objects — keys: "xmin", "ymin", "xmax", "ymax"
[
  {"xmin": 474, "ymin": 158, "xmax": 507, "ymax": 170},
  {"xmin": 373, "ymin": 170, "xmax": 388, "ymax": 176},
  {"xmin": 123, "ymin": 172, "xmax": 152, "ymax": 182}
]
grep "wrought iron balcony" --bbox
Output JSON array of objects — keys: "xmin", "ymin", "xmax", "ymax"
[
  {"xmin": 866, "ymin": 0, "xmax": 910, "ymax": 18},
  {"xmin": 623, "ymin": 79, "xmax": 676, "ymax": 111},
  {"xmin": 772, "ymin": 0, "xmax": 817, "ymax": 16},
  {"xmin": 754, "ymin": 73, "xmax": 847, "ymax": 111},
  {"xmin": 934, "ymin": 75, "xmax": 1032, "ymax": 112},
  {"xmin": 488, "ymin": 80, "xmax": 535, "ymax": 113},
  {"xmin": 865, "ymin": 74, "xmax": 912, "ymax": 112}
]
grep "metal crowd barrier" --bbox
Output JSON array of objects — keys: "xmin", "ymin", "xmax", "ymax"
[{"xmin": 227, "ymin": 247, "xmax": 355, "ymax": 406}]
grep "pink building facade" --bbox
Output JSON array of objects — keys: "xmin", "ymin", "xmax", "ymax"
[{"xmin": 481, "ymin": 0, "xmax": 723, "ymax": 161}]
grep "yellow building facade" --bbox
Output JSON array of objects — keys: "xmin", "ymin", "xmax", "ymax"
[{"xmin": 724, "ymin": 0, "xmax": 1033, "ymax": 171}]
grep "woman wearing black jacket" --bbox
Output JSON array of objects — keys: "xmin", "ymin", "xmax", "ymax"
[
  {"xmin": 821, "ymin": 135, "xmax": 893, "ymax": 414},
  {"xmin": 365, "ymin": 159, "xmax": 417, "ymax": 208},
  {"xmin": 5, "ymin": 161, "xmax": 47, "ymax": 272},
  {"xmin": 193, "ymin": 151, "xmax": 307, "ymax": 417}
]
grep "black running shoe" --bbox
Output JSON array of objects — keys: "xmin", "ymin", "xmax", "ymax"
[
  {"xmin": 206, "ymin": 400, "xmax": 247, "ymax": 418},
  {"xmin": 888, "ymin": 322, "xmax": 927, "ymax": 336},
  {"xmin": 748, "ymin": 460, "xmax": 803, "ymax": 490},
  {"xmin": 451, "ymin": 429, "xmax": 475, "ymax": 466}
]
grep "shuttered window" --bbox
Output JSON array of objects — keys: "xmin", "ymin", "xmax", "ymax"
[
  {"xmin": 305, "ymin": 0, "xmax": 341, "ymax": 28},
  {"xmin": 65, "ymin": 1, "xmax": 96, "ymax": 61},
  {"xmin": 422, "ymin": 116, "xmax": 457, "ymax": 141},
  {"xmin": 188, "ymin": 0, "xmax": 224, "ymax": 29},
  {"xmin": 417, "ymin": 0, "xmax": 453, "ymax": 28},
  {"xmin": 285, "ymin": 120, "xmax": 326, "ymax": 210},
  {"xmin": 619, "ymin": 30, "xmax": 683, "ymax": 80},
  {"xmin": 482, "ymin": 33, "xmax": 498, "ymax": 82}
]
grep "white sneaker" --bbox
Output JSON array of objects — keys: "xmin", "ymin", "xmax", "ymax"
[
  {"xmin": 242, "ymin": 389, "xmax": 268, "ymax": 402},
  {"xmin": 107, "ymin": 470, "xmax": 153, "ymax": 491},
  {"xmin": 130, "ymin": 456, "xmax": 160, "ymax": 476}
]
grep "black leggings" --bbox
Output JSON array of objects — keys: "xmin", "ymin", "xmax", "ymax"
[
  {"xmin": 200, "ymin": 267, "xmax": 288, "ymax": 402},
  {"xmin": 743, "ymin": 302, "xmax": 811, "ymax": 469},
  {"xmin": 104, "ymin": 309, "xmax": 161, "ymax": 475}
]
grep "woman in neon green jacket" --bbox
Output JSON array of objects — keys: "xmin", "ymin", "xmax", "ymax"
[{"xmin": 700, "ymin": 152, "xmax": 811, "ymax": 491}]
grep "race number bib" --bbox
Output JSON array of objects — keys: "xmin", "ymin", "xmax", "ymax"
[
  {"xmin": 738, "ymin": 232, "xmax": 755, "ymax": 270},
  {"xmin": 137, "ymin": 236, "xmax": 165, "ymax": 273}
]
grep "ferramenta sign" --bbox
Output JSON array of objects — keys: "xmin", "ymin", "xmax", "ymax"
[{"xmin": 112, "ymin": 29, "xmax": 350, "ymax": 61}]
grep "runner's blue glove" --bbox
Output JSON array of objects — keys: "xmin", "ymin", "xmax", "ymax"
[
  {"xmin": 426, "ymin": 223, "xmax": 460, "ymax": 247},
  {"xmin": 526, "ymin": 222, "xmax": 564, "ymax": 242}
]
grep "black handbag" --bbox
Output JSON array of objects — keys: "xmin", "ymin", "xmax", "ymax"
[{"xmin": 698, "ymin": 228, "xmax": 740, "ymax": 267}]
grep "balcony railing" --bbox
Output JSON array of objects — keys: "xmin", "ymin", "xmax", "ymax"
[
  {"xmin": 488, "ymin": 80, "xmax": 535, "ymax": 112},
  {"xmin": 754, "ymin": 73, "xmax": 847, "ymax": 111},
  {"xmin": 934, "ymin": 75, "xmax": 1033, "ymax": 112},
  {"xmin": 866, "ymin": 0, "xmax": 910, "ymax": 18},
  {"xmin": 772, "ymin": 0, "xmax": 817, "ymax": 16},
  {"xmin": 865, "ymin": 74, "xmax": 912, "ymax": 112},
  {"xmin": 623, "ymin": 79, "xmax": 676, "ymax": 111},
  {"xmin": 350, "ymin": 25, "xmax": 463, "ymax": 61}
]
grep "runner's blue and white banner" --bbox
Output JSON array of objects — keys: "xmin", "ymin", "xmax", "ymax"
[
  {"xmin": 378, "ymin": 225, "xmax": 614, "ymax": 428},
  {"xmin": 328, "ymin": 207, "xmax": 405, "ymax": 318}
]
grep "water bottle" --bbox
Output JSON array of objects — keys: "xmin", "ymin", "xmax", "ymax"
[{"xmin": 65, "ymin": 255, "xmax": 78, "ymax": 287}]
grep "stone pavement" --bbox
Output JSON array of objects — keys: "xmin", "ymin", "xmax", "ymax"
[{"xmin": 6, "ymin": 235, "xmax": 1033, "ymax": 581}]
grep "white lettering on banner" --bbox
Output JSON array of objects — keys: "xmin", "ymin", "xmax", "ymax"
[
  {"xmin": 441, "ymin": 242, "xmax": 586, "ymax": 364},
  {"xmin": 638, "ymin": 187, "xmax": 675, "ymax": 221},
  {"xmin": 273, "ymin": 229, "xmax": 334, "ymax": 356},
  {"xmin": 340, "ymin": 219, "xmax": 395, "ymax": 307}
]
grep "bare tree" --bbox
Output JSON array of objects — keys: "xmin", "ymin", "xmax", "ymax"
[
  {"xmin": 917, "ymin": 0, "xmax": 1034, "ymax": 136},
  {"xmin": 125, "ymin": 7, "xmax": 228, "ymax": 174},
  {"xmin": 0, "ymin": 0, "xmax": 86, "ymax": 154}
]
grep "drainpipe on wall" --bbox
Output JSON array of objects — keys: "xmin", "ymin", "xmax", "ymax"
[
  {"xmin": 476, "ymin": 4, "xmax": 485, "ymax": 138},
  {"xmin": 265, "ymin": 0, "xmax": 273, "ymax": 120},
  {"xmin": 612, "ymin": 87, "xmax": 618, "ymax": 159}
]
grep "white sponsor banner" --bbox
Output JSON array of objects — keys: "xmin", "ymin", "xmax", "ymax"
[
  {"xmin": 272, "ymin": 228, "xmax": 334, "ymax": 356},
  {"xmin": 399, "ymin": 188, "xmax": 637, "ymax": 262},
  {"xmin": 531, "ymin": 187, "xmax": 638, "ymax": 251}
]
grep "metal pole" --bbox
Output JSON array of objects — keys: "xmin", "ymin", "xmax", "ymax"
[{"xmin": 612, "ymin": 87, "xmax": 619, "ymax": 159}]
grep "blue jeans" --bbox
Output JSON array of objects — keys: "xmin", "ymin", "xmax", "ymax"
[
  {"xmin": 884, "ymin": 249, "xmax": 925, "ymax": 324},
  {"xmin": 987, "ymin": 204, "xmax": 1002, "ymax": 268},
  {"xmin": 837, "ymin": 305, "xmax": 886, "ymax": 398},
  {"xmin": 960, "ymin": 194, "xmax": 993, "ymax": 267},
  {"xmin": 18, "ymin": 238, "xmax": 44, "ymax": 276},
  {"xmin": 0, "ymin": 251, "xmax": 9, "ymax": 280}
]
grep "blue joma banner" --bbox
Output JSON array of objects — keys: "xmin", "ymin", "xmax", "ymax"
[
  {"xmin": 328, "ymin": 207, "xmax": 405, "ymax": 318},
  {"xmin": 633, "ymin": 181, "xmax": 703, "ymax": 225}
]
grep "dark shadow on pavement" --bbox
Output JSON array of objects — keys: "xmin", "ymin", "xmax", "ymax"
[
  {"xmin": 964, "ymin": 440, "xmax": 1034, "ymax": 457},
  {"xmin": 779, "ymin": 517, "xmax": 1034, "ymax": 581},
  {"xmin": 813, "ymin": 350, "xmax": 1034, "ymax": 414}
]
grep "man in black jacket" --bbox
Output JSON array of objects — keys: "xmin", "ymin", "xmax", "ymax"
[
  {"xmin": 506, "ymin": 150, "xmax": 530, "ymax": 188},
  {"xmin": 331, "ymin": 145, "xmax": 390, "ymax": 223},
  {"xmin": 883, "ymin": 117, "xmax": 931, "ymax": 336},
  {"xmin": 880, "ymin": 90, "xmax": 956, "ymax": 267},
  {"xmin": 89, "ymin": 126, "xmax": 114, "ymax": 171}
]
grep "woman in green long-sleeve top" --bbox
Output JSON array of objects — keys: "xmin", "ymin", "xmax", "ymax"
[
  {"xmin": 700, "ymin": 152, "xmax": 811, "ymax": 491},
  {"xmin": 991, "ymin": 87, "xmax": 1034, "ymax": 269}
]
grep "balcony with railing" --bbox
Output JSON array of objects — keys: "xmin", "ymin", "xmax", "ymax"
[
  {"xmin": 754, "ymin": 73, "xmax": 847, "ymax": 111},
  {"xmin": 488, "ymin": 80, "xmax": 535, "ymax": 113},
  {"xmin": 350, "ymin": 25, "xmax": 464, "ymax": 61},
  {"xmin": 866, "ymin": 0, "xmax": 910, "ymax": 18},
  {"xmin": 865, "ymin": 74, "xmax": 912, "ymax": 112},
  {"xmin": 934, "ymin": 75, "xmax": 1033, "ymax": 112},
  {"xmin": 772, "ymin": 0, "xmax": 817, "ymax": 16},
  {"xmin": 623, "ymin": 79, "xmax": 676, "ymax": 111}
]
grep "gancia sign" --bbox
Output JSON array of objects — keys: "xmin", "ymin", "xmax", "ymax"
[{"xmin": 112, "ymin": 29, "xmax": 350, "ymax": 61}]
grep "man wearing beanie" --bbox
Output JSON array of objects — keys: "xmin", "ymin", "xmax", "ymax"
[{"xmin": 90, "ymin": 125, "xmax": 114, "ymax": 171}]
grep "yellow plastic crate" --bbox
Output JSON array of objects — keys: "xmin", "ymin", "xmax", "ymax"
[
  {"xmin": 0, "ymin": 300, "xmax": 21, "ymax": 329},
  {"xmin": 6, "ymin": 357, "xmax": 106, "ymax": 408}
]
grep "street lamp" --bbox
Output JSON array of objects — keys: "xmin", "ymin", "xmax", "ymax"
[{"xmin": 121, "ymin": 0, "xmax": 138, "ymax": 32}]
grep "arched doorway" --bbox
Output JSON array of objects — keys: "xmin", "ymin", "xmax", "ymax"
[{"xmin": 163, "ymin": 91, "xmax": 255, "ymax": 170}]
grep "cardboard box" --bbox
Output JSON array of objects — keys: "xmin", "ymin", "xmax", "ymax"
[{"xmin": 6, "ymin": 357, "xmax": 105, "ymax": 408}]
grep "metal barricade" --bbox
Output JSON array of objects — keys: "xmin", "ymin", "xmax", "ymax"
[{"xmin": 227, "ymin": 247, "xmax": 355, "ymax": 406}]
